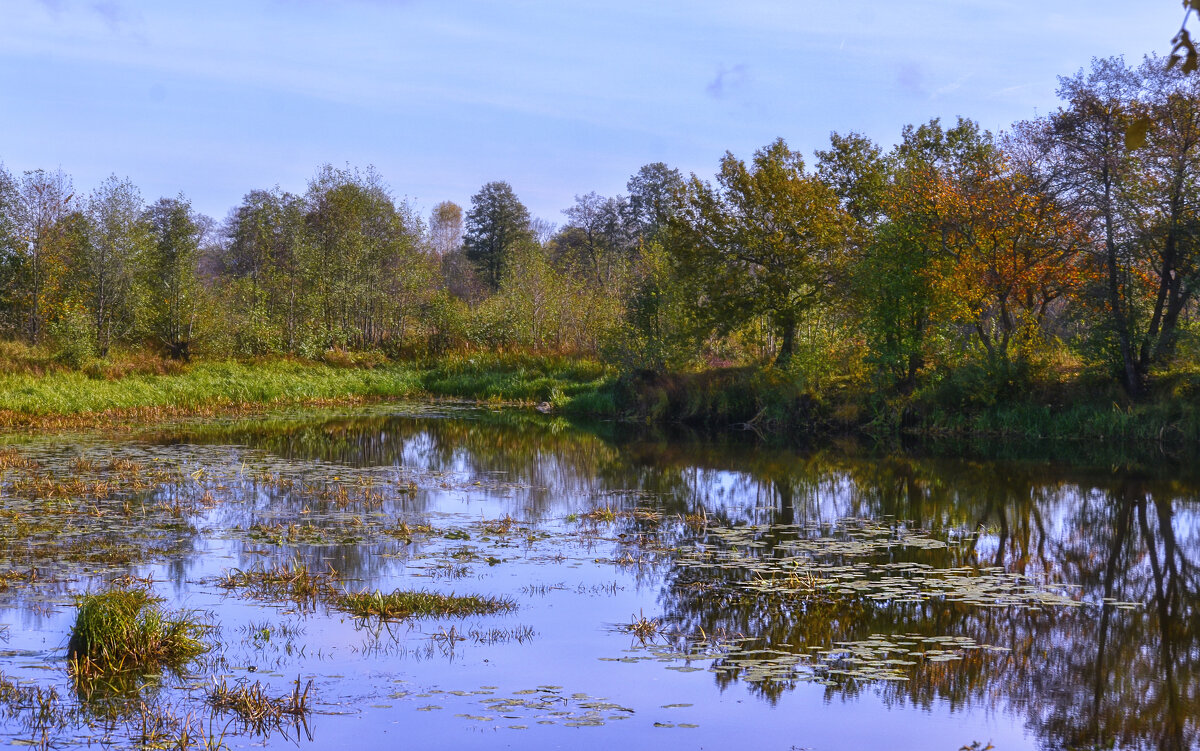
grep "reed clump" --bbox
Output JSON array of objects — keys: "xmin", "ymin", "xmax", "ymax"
[
  {"xmin": 334, "ymin": 588, "xmax": 516, "ymax": 620},
  {"xmin": 206, "ymin": 675, "xmax": 312, "ymax": 737},
  {"xmin": 66, "ymin": 588, "xmax": 208, "ymax": 679}
]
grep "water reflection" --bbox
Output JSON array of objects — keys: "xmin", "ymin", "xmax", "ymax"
[{"xmin": 143, "ymin": 409, "xmax": 1198, "ymax": 750}]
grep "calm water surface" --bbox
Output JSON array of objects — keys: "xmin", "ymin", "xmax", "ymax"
[{"xmin": 0, "ymin": 404, "xmax": 1195, "ymax": 750}]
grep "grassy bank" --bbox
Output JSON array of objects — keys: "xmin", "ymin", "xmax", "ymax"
[
  {"xmin": 2, "ymin": 348, "xmax": 1197, "ymax": 444},
  {"xmin": 0, "ymin": 354, "xmax": 615, "ymax": 428}
]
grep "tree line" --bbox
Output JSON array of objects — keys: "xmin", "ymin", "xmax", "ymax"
[{"xmin": 0, "ymin": 55, "xmax": 1196, "ymax": 400}]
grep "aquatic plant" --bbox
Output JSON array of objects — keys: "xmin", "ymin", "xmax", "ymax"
[
  {"xmin": 66, "ymin": 588, "xmax": 208, "ymax": 679},
  {"xmin": 334, "ymin": 588, "xmax": 516, "ymax": 620},
  {"xmin": 206, "ymin": 675, "xmax": 312, "ymax": 737},
  {"xmin": 216, "ymin": 561, "xmax": 340, "ymax": 607}
]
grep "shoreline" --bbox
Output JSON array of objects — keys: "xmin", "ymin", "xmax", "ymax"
[{"xmin": 1, "ymin": 355, "xmax": 1197, "ymax": 446}]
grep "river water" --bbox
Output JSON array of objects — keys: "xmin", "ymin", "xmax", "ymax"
[{"xmin": 0, "ymin": 403, "xmax": 1194, "ymax": 750}]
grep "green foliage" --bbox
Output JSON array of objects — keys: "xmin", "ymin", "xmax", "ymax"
[
  {"xmin": 669, "ymin": 138, "xmax": 852, "ymax": 365},
  {"xmin": 463, "ymin": 181, "xmax": 534, "ymax": 291},
  {"xmin": 603, "ymin": 241, "xmax": 698, "ymax": 372},
  {"xmin": 48, "ymin": 305, "xmax": 96, "ymax": 369}
]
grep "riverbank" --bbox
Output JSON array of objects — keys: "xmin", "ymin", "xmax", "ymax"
[
  {"xmin": 1, "ymin": 351, "xmax": 1197, "ymax": 444},
  {"xmin": 0, "ymin": 354, "xmax": 615, "ymax": 429}
]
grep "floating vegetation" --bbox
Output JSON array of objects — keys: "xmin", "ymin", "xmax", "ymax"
[
  {"xmin": 216, "ymin": 561, "xmax": 340, "ymax": 607},
  {"xmin": 66, "ymin": 588, "xmax": 209, "ymax": 680},
  {"xmin": 0, "ymin": 672, "xmax": 74, "ymax": 750},
  {"xmin": 247, "ymin": 522, "xmax": 329, "ymax": 545},
  {"xmin": 335, "ymin": 589, "xmax": 517, "ymax": 620},
  {"xmin": 625, "ymin": 611, "xmax": 661, "ymax": 640},
  {"xmin": 470, "ymin": 685, "xmax": 636, "ymax": 728},
  {"xmin": 605, "ymin": 630, "xmax": 1007, "ymax": 688},
  {"xmin": 676, "ymin": 518, "xmax": 1085, "ymax": 610},
  {"xmin": 206, "ymin": 675, "xmax": 313, "ymax": 738}
]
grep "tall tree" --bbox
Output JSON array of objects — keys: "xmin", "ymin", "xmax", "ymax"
[
  {"xmin": 0, "ymin": 164, "xmax": 21, "ymax": 337},
  {"xmin": 79, "ymin": 176, "xmax": 148, "ymax": 356},
  {"xmin": 627, "ymin": 162, "xmax": 684, "ymax": 240},
  {"xmin": 141, "ymin": 196, "xmax": 203, "ymax": 359},
  {"xmin": 304, "ymin": 165, "xmax": 425, "ymax": 350},
  {"xmin": 463, "ymin": 181, "xmax": 533, "ymax": 291},
  {"xmin": 224, "ymin": 188, "xmax": 308, "ymax": 353},
  {"xmin": 429, "ymin": 201, "xmax": 463, "ymax": 258},
  {"xmin": 557, "ymin": 192, "xmax": 637, "ymax": 287},
  {"xmin": 1047, "ymin": 55, "xmax": 1200, "ymax": 395},
  {"xmin": 671, "ymin": 138, "xmax": 852, "ymax": 364},
  {"xmin": 14, "ymin": 169, "xmax": 74, "ymax": 344}
]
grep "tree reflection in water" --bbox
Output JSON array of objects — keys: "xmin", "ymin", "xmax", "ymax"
[{"xmin": 150, "ymin": 410, "xmax": 1199, "ymax": 750}]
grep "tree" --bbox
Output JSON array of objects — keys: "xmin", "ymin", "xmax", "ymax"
[
  {"xmin": 428, "ymin": 201, "xmax": 463, "ymax": 258},
  {"xmin": 304, "ymin": 165, "xmax": 425, "ymax": 350},
  {"xmin": 671, "ymin": 138, "xmax": 852, "ymax": 364},
  {"xmin": 14, "ymin": 169, "xmax": 74, "ymax": 344},
  {"xmin": 1047, "ymin": 56, "xmax": 1200, "ymax": 395},
  {"xmin": 556, "ymin": 192, "xmax": 637, "ymax": 287},
  {"xmin": 0, "ymin": 164, "xmax": 21, "ymax": 337},
  {"xmin": 432, "ymin": 200, "xmax": 484, "ymax": 303},
  {"xmin": 463, "ymin": 181, "xmax": 533, "ymax": 291},
  {"xmin": 141, "ymin": 196, "xmax": 203, "ymax": 359},
  {"xmin": 77, "ymin": 176, "xmax": 148, "ymax": 356},
  {"xmin": 627, "ymin": 162, "xmax": 684, "ymax": 240},
  {"xmin": 224, "ymin": 188, "xmax": 308, "ymax": 353}
]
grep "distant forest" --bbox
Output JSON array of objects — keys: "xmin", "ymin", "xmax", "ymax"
[{"xmin": 0, "ymin": 54, "xmax": 1197, "ymax": 400}]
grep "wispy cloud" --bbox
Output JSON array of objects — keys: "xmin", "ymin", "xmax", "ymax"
[{"xmin": 706, "ymin": 63, "xmax": 750, "ymax": 99}]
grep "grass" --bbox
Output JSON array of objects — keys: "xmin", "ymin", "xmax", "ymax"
[
  {"xmin": 216, "ymin": 561, "xmax": 340, "ymax": 607},
  {"xmin": 66, "ymin": 588, "xmax": 208, "ymax": 679},
  {"xmin": 0, "ymin": 352, "xmax": 616, "ymax": 428},
  {"xmin": 625, "ymin": 611, "xmax": 661, "ymax": 640},
  {"xmin": 334, "ymin": 588, "xmax": 517, "ymax": 620},
  {"xmin": 206, "ymin": 675, "xmax": 312, "ymax": 738}
]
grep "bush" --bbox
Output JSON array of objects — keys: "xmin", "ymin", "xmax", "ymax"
[{"xmin": 48, "ymin": 307, "xmax": 96, "ymax": 369}]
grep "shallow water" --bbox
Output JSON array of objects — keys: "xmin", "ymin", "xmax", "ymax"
[{"xmin": 0, "ymin": 404, "xmax": 1195, "ymax": 750}]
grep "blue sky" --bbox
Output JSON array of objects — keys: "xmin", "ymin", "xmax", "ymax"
[{"xmin": 0, "ymin": 0, "xmax": 1182, "ymax": 226}]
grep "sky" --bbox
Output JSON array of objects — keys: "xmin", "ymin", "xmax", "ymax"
[{"xmin": 0, "ymin": 0, "xmax": 1185, "ymax": 227}]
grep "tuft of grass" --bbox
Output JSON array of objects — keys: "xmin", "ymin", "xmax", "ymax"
[
  {"xmin": 206, "ymin": 675, "xmax": 312, "ymax": 737},
  {"xmin": 625, "ymin": 610, "xmax": 661, "ymax": 640},
  {"xmin": 216, "ymin": 561, "xmax": 339, "ymax": 607},
  {"xmin": 582, "ymin": 506, "xmax": 618, "ymax": 523},
  {"xmin": 334, "ymin": 588, "xmax": 516, "ymax": 620},
  {"xmin": 66, "ymin": 588, "xmax": 208, "ymax": 679}
]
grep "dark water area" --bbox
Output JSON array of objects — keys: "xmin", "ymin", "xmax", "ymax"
[{"xmin": 0, "ymin": 404, "xmax": 1196, "ymax": 750}]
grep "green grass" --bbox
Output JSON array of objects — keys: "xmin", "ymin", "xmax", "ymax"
[
  {"xmin": 66, "ymin": 588, "xmax": 208, "ymax": 678},
  {"xmin": 334, "ymin": 588, "xmax": 517, "ymax": 620},
  {"xmin": 0, "ymin": 353, "xmax": 617, "ymax": 425}
]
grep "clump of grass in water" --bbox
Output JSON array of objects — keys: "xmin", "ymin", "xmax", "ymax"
[
  {"xmin": 66, "ymin": 588, "xmax": 208, "ymax": 680},
  {"xmin": 216, "ymin": 561, "xmax": 340, "ymax": 606},
  {"xmin": 625, "ymin": 611, "xmax": 661, "ymax": 640},
  {"xmin": 335, "ymin": 588, "xmax": 516, "ymax": 620},
  {"xmin": 206, "ymin": 675, "xmax": 312, "ymax": 738}
]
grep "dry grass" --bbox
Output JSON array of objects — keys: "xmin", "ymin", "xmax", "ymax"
[
  {"xmin": 625, "ymin": 611, "xmax": 661, "ymax": 640},
  {"xmin": 206, "ymin": 675, "xmax": 312, "ymax": 737}
]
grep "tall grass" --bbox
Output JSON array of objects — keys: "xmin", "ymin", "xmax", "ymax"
[
  {"xmin": 67, "ymin": 588, "xmax": 208, "ymax": 678},
  {"xmin": 0, "ymin": 354, "xmax": 616, "ymax": 425}
]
